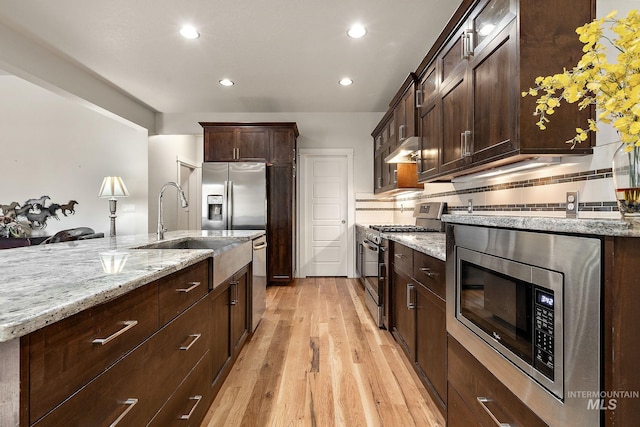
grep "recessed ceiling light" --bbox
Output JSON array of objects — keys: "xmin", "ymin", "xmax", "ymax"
[
  {"xmin": 339, "ymin": 78, "xmax": 353, "ymax": 86},
  {"xmin": 347, "ymin": 24, "xmax": 367, "ymax": 39},
  {"xmin": 179, "ymin": 25, "xmax": 200, "ymax": 39},
  {"xmin": 219, "ymin": 79, "xmax": 234, "ymax": 87}
]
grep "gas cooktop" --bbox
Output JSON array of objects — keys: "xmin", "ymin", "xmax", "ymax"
[{"xmin": 369, "ymin": 225, "xmax": 440, "ymax": 232}]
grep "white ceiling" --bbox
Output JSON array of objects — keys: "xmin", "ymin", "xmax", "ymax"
[{"xmin": 0, "ymin": 0, "xmax": 462, "ymax": 114}]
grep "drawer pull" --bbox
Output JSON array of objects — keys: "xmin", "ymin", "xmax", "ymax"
[
  {"xmin": 476, "ymin": 397, "xmax": 512, "ymax": 427},
  {"xmin": 180, "ymin": 395, "xmax": 203, "ymax": 420},
  {"xmin": 177, "ymin": 281, "xmax": 201, "ymax": 293},
  {"xmin": 92, "ymin": 320, "xmax": 138, "ymax": 346},
  {"xmin": 419, "ymin": 267, "xmax": 437, "ymax": 278},
  {"xmin": 179, "ymin": 333, "xmax": 202, "ymax": 351},
  {"xmin": 109, "ymin": 398, "xmax": 138, "ymax": 427}
]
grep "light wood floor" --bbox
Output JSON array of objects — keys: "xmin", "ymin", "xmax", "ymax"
[{"xmin": 200, "ymin": 277, "xmax": 445, "ymax": 427}]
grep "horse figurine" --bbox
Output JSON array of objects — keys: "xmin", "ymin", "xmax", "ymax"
[
  {"xmin": 46, "ymin": 203, "xmax": 62, "ymax": 220},
  {"xmin": 24, "ymin": 196, "xmax": 51, "ymax": 209},
  {"xmin": 60, "ymin": 200, "xmax": 78, "ymax": 216},
  {"xmin": 0, "ymin": 202, "xmax": 20, "ymax": 217},
  {"xmin": 26, "ymin": 210, "xmax": 54, "ymax": 228},
  {"xmin": 14, "ymin": 204, "xmax": 33, "ymax": 219}
]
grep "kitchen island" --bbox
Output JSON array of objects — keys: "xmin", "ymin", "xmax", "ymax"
[{"xmin": 0, "ymin": 229, "xmax": 264, "ymax": 427}]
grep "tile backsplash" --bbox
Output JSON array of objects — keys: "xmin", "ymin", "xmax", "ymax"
[{"xmin": 356, "ymin": 138, "xmax": 622, "ymax": 224}]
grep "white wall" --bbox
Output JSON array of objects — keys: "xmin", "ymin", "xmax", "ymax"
[
  {"xmin": 148, "ymin": 135, "xmax": 201, "ymax": 233},
  {"xmin": 158, "ymin": 111, "xmax": 382, "ymax": 194},
  {"xmin": 0, "ymin": 75, "xmax": 149, "ymax": 237}
]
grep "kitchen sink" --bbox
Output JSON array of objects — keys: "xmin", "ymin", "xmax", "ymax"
[
  {"xmin": 134, "ymin": 238, "xmax": 240, "ymax": 251},
  {"xmin": 134, "ymin": 238, "xmax": 253, "ymax": 288}
]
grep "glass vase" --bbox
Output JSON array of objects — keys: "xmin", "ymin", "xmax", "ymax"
[{"xmin": 612, "ymin": 142, "xmax": 640, "ymax": 216}]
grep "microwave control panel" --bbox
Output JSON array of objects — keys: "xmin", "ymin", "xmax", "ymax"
[{"xmin": 534, "ymin": 289, "xmax": 555, "ymax": 380}]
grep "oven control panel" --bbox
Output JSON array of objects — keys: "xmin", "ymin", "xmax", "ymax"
[{"xmin": 534, "ymin": 289, "xmax": 555, "ymax": 380}]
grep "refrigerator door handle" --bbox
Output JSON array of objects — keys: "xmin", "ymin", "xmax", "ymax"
[
  {"xmin": 228, "ymin": 180, "xmax": 234, "ymax": 229},
  {"xmin": 223, "ymin": 181, "xmax": 229, "ymax": 229}
]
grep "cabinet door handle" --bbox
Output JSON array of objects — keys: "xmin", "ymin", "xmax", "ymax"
[
  {"xmin": 179, "ymin": 333, "xmax": 202, "ymax": 351},
  {"xmin": 180, "ymin": 395, "xmax": 203, "ymax": 420},
  {"xmin": 110, "ymin": 398, "xmax": 138, "ymax": 426},
  {"xmin": 415, "ymin": 88, "xmax": 423, "ymax": 108},
  {"xmin": 230, "ymin": 281, "xmax": 239, "ymax": 305},
  {"xmin": 419, "ymin": 267, "xmax": 437, "ymax": 278},
  {"xmin": 407, "ymin": 284, "xmax": 416, "ymax": 310},
  {"xmin": 461, "ymin": 131, "xmax": 472, "ymax": 157},
  {"xmin": 177, "ymin": 281, "xmax": 201, "ymax": 293},
  {"xmin": 399, "ymin": 124, "xmax": 406, "ymax": 142},
  {"xmin": 394, "ymin": 253, "xmax": 405, "ymax": 259},
  {"xmin": 476, "ymin": 397, "xmax": 512, "ymax": 427},
  {"xmin": 92, "ymin": 320, "xmax": 138, "ymax": 346},
  {"xmin": 393, "ymin": 169, "xmax": 398, "ymax": 184},
  {"xmin": 462, "ymin": 29, "xmax": 474, "ymax": 59}
]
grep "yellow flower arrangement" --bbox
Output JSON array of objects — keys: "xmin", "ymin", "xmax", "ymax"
[{"xmin": 522, "ymin": 9, "xmax": 640, "ymax": 151}]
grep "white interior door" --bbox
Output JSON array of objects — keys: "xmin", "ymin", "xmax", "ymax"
[{"xmin": 301, "ymin": 153, "xmax": 349, "ymax": 277}]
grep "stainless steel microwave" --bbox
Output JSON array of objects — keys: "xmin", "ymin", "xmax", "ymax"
[{"xmin": 447, "ymin": 224, "xmax": 601, "ymax": 427}]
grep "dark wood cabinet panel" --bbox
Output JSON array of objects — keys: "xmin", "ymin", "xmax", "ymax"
[
  {"xmin": 448, "ymin": 336, "xmax": 547, "ymax": 427},
  {"xmin": 158, "ymin": 260, "xmax": 209, "ymax": 326},
  {"xmin": 447, "ymin": 385, "xmax": 481, "ymax": 427},
  {"xmin": 374, "ymin": 0, "xmax": 596, "ymax": 184},
  {"xmin": 149, "ymin": 352, "xmax": 211, "ymax": 427},
  {"xmin": 33, "ymin": 295, "xmax": 210, "ymax": 427},
  {"xmin": 230, "ymin": 265, "xmax": 250, "ymax": 355},
  {"xmin": 391, "ymin": 269, "xmax": 415, "ymax": 359},
  {"xmin": 415, "ymin": 283, "xmax": 446, "ymax": 413},
  {"xmin": 209, "ymin": 283, "xmax": 232, "ymax": 395},
  {"xmin": 267, "ymin": 165, "xmax": 295, "ymax": 282},
  {"xmin": 236, "ymin": 128, "xmax": 268, "ymax": 161},
  {"xmin": 390, "ymin": 242, "xmax": 447, "ymax": 416},
  {"xmin": 269, "ymin": 127, "xmax": 296, "ymax": 164},
  {"xmin": 27, "ymin": 283, "xmax": 158, "ymax": 423},
  {"xmin": 440, "ymin": 74, "xmax": 470, "ymax": 174},
  {"xmin": 603, "ymin": 236, "xmax": 640, "ymax": 426},
  {"xmin": 203, "ymin": 127, "xmax": 236, "ymax": 162}
]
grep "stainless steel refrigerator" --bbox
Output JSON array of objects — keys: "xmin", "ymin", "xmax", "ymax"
[{"xmin": 201, "ymin": 162, "xmax": 266, "ymax": 230}]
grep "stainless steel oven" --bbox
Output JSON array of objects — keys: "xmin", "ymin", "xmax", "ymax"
[
  {"xmin": 362, "ymin": 232, "xmax": 383, "ymax": 327},
  {"xmin": 447, "ymin": 224, "xmax": 602, "ymax": 426}
]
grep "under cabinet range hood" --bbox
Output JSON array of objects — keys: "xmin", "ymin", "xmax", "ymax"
[{"xmin": 384, "ymin": 136, "xmax": 420, "ymax": 163}]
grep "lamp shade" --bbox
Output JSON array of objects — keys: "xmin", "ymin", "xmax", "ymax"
[{"xmin": 98, "ymin": 176, "xmax": 129, "ymax": 198}]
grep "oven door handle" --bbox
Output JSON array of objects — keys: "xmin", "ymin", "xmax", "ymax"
[{"xmin": 363, "ymin": 241, "xmax": 379, "ymax": 252}]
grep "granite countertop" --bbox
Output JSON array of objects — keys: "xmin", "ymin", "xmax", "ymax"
[
  {"xmin": 381, "ymin": 232, "xmax": 446, "ymax": 261},
  {"xmin": 442, "ymin": 214, "xmax": 640, "ymax": 237},
  {"xmin": 0, "ymin": 230, "xmax": 264, "ymax": 342}
]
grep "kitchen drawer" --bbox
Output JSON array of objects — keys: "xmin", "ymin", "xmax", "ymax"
[
  {"xmin": 159, "ymin": 260, "xmax": 209, "ymax": 326},
  {"xmin": 413, "ymin": 250, "xmax": 445, "ymax": 299},
  {"xmin": 148, "ymin": 352, "xmax": 211, "ymax": 426},
  {"xmin": 28, "ymin": 282, "xmax": 159, "ymax": 423},
  {"xmin": 392, "ymin": 242, "xmax": 413, "ymax": 276},
  {"xmin": 33, "ymin": 294, "xmax": 210, "ymax": 427},
  {"xmin": 448, "ymin": 336, "xmax": 547, "ymax": 427}
]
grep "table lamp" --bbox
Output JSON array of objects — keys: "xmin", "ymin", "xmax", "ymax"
[{"xmin": 98, "ymin": 176, "xmax": 129, "ymax": 236}]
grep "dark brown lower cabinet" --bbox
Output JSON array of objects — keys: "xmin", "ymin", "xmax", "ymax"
[
  {"xmin": 32, "ymin": 293, "xmax": 210, "ymax": 426},
  {"xmin": 447, "ymin": 336, "xmax": 547, "ymax": 427},
  {"xmin": 20, "ymin": 258, "xmax": 254, "ymax": 427},
  {"xmin": 390, "ymin": 242, "xmax": 447, "ymax": 417}
]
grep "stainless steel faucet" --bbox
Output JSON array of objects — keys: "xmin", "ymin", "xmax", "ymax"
[{"xmin": 157, "ymin": 182, "xmax": 189, "ymax": 240}]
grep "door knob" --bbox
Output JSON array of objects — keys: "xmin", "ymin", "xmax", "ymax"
[{"xmin": 341, "ymin": 220, "xmax": 346, "ymax": 224}]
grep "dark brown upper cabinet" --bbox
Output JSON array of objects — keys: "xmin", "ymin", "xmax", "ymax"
[{"xmin": 373, "ymin": 0, "xmax": 596, "ymax": 188}]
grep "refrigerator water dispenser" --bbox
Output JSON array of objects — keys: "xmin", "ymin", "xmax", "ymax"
[{"xmin": 207, "ymin": 195, "xmax": 223, "ymax": 221}]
